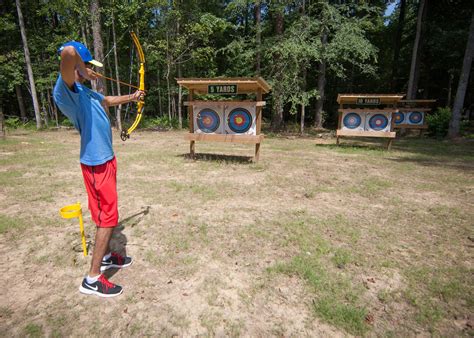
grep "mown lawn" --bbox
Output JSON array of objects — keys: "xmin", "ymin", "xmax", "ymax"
[{"xmin": 1, "ymin": 129, "xmax": 473, "ymax": 336}]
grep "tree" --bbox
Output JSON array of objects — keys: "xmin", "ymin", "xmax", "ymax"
[
  {"xmin": 15, "ymin": 0, "xmax": 41, "ymax": 129},
  {"xmin": 111, "ymin": 8, "xmax": 122, "ymax": 130},
  {"xmin": 270, "ymin": 2, "xmax": 285, "ymax": 130},
  {"xmin": 391, "ymin": 0, "xmax": 406, "ymax": 91},
  {"xmin": 313, "ymin": 2, "xmax": 378, "ymax": 128},
  {"xmin": 90, "ymin": 0, "xmax": 107, "ymax": 95},
  {"xmin": 448, "ymin": 12, "xmax": 474, "ymax": 138},
  {"xmin": 406, "ymin": 0, "xmax": 427, "ymax": 99}
]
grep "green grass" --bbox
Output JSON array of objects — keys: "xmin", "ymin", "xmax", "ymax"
[
  {"xmin": 1, "ymin": 130, "xmax": 473, "ymax": 336},
  {"xmin": 24, "ymin": 323, "xmax": 43, "ymax": 337},
  {"xmin": 267, "ymin": 215, "xmax": 369, "ymax": 335},
  {"xmin": 0, "ymin": 214, "xmax": 28, "ymax": 234}
]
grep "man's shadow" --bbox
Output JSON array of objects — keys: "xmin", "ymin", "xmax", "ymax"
[{"xmin": 103, "ymin": 206, "xmax": 150, "ymax": 279}]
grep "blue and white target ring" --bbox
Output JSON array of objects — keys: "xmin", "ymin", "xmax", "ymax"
[
  {"xmin": 343, "ymin": 113, "xmax": 362, "ymax": 129},
  {"xmin": 394, "ymin": 112, "xmax": 405, "ymax": 125},
  {"xmin": 228, "ymin": 108, "xmax": 252, "ymax": 133},
  {"xmin": 408, "ymin": 111, "xmax": 423, "ymax": 124},
  {"xmin": 197, "ymin": 109, "xmax": 220, "ymax": 133},
  {"xmin": 368, "ymin": 114, "xmax": 389, "ymax": 130}
]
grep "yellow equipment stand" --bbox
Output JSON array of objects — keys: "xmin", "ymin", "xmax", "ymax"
[{"xmin": 60, "ymin": 203, "xmax": 88, "ymax": 256}]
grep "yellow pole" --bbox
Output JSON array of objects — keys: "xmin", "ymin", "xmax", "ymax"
[
  {"xmin": 60, "ymin": 202, "xmax": 88, "ymax": 256},
  {"xmin": 78, "ymin": 210, "xmax": 87, "ymax": 256}
]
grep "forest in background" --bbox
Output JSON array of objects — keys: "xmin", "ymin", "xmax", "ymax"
[{"xmin": 1, "ymin": 0, "xmax": 473, "ymax": 136}]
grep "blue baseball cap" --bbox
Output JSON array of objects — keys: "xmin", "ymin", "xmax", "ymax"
[{"xmin": 58, "ymin": 41, "xmax": 103, "ymax": 67}]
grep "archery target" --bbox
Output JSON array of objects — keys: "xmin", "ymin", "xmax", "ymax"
[
  {"xmin": 193, "ymin": 105, "xmax": 224, "ymax": 134},
  {"xmin": 407, "ymin": 111, "xmax": 424, "ymax": 125},
  {"xmin": 224, "ymin": 103, "xmax": 257, "ymax": 135},
  {"xmin": 394, "ymin": 112, "xmax": 406, "ymax": 125},
  {"xmin": 341, "ymin": 112, "xmax": 365, "ymax": 131},
  {"xmin": 365, "ymin": 112, "xmax": 392, "ymax": 132}
]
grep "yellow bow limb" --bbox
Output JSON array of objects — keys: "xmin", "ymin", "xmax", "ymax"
[{"xmin": 121, "ymin": 31, "xmax": 145, "ymax": 141}]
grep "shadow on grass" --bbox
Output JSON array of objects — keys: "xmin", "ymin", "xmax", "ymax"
[
  {"xmin": 104, "ymin": 206, "xmax": 150, "ymax": 279},
  {"xmin": 385, "ymin": 156, "xmax": 474, "ymax": 171},
  {"xmin": 314, "ymin": 141, "xmax": 388, "ymax": 152},
  {"xmin": 179, "ymin": 153, "xmax": 253, "ymax": 164}
]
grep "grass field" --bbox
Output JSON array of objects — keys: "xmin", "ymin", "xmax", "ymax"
[{"xmin": 1, "ymin": 129, "xmax": 473, "ymax": 336}]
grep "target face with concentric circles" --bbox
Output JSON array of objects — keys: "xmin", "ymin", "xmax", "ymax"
[
  {"xmin": 197, "ymin": 109, "xmax": 220, "ymax": 133},
  {"xmin": 368, "ymin": 114, "xmax": 389, "ymax": 130},
  {"xmin": 228, "ymin": 108, "xmax": 252, "ymax": 133},
  {"xmin": 408, "ymin": 111, "xmax": 423, "ymax": 124},
  {"xmin": 394, "ymin": 112, "xmax": 405, "ymax": 125},
  {"xmin": 343, "ymin": 113, "xmax": 362, "ymax": 129}
]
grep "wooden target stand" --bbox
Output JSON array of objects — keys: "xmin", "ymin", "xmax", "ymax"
[
  {"xmin": 336, "ymin": 94, "xmax": 404, "ymax": 150},
  {"xmin": 176, "ymin": 78, "xmax": 271, "ymax": 162},
  {"xmin": 394, "ymin": 99, "xmax": 436, "ymax": 136}
]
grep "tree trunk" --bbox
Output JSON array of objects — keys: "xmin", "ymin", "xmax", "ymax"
[
  {"xmin": 166, "ymin": 31, "xmax": 172, "ymax": 120},
  {"xmin": 449, "ymin": 12, "xmax": 474, "ymax": 138},
  {"xmin": 157, "ymin": 68, "xmax": 163, "ymax": 116},
  {"xmin": 90, "ymin": 0, "xmax": 107, "ymax": 96},
  {"xmin": 81, "ymin": 24, "xmax": 88, "ymax": 48},
  {"xmin": 254, "ymin": 0, "xmax": 261, "ymax": 74},
  {"xmin": 447, "ymin": 72, "xmax": 454, "ymax": 107},
  {"xmin": 391, "ymin": 0, "xmax": 406, "ymax": 91},
  {"xmin": 315, "ymin": 31, "xmax": 327, "ymax": 129},
  {"xmin": 271, "ymin": 8, "xmax": 284, "ymax": 130},
  {"xmin": 16, "ymin": 0, "xmax": 41, "ymax": 129},
  {"xmin": 0, "ymin": 102, "xmax": 5, "ymax": 139},
  {"xmin": 177, "ymin": 8, "xmax": 183, "ymax": 129},
  {"xmin": 40, "ymin": 91, "xmax": 49, "ymax": 127},
  {"xmin": 112, "ymin": 11, "xmax": 122, "ymax": 131},
  {"xmin": 47, "ymin": 88, "xmax": 58, "ymax": 127},
  {"xmin": 407, "ymin": 0, "xmax": 427, "ymax": 99},
  {"xmin": 300, "ymin": 0, "xmax": 306, "ymax": 134},
  {"xmin": 15, "ymin": 85, "xmax": 27, "ymax": 121}
]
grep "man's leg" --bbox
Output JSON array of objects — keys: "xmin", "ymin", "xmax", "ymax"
[
  {"xmin": 79, "ymin": 225, "xmax": 122, "ymax": 297},
  {"xmin": 90, "ymin": 227, "xmax": 114, "ymax": 276}
]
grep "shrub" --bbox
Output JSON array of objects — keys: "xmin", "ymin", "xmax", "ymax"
[
  {"xmin": 4, "ymin": 117, "xmax": 22, "ymax": 130},
  {"xmin": 60, "ymin": 118, "xmax": 74, "ymax": 127},
  {"xmin": 426, "ymin": 107, "xmax": 451, "ymax": 138},
  {"xmin": 141, "ymin": 116, "xmax": 183, "ymax": 130}
]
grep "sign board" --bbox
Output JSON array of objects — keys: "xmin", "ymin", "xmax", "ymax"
[
  {"xmin": 356, "ymin": 97, "xmax": 381, "ymax": 105},
  {"xmin": 208, "ymin": 84, "xmax": 237, "ymax": 95}
]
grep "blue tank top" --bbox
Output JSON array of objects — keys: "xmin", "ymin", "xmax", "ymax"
[{"xmin": 53, "ymin": 75, "xmax": 114, "ymax": 166}]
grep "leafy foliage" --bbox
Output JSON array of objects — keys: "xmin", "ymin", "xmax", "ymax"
[
  {"xmin": 426, "ymin": 107, "xmax": 452, "ymax": 139},
  {"xmin": 1, "ymin": 0, "xmax": 471, "ymax": 132}
]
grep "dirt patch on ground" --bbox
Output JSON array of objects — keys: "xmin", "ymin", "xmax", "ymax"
[{"xmin": 1, "ymin": 130, "xmax": 473, "ymax": 336}]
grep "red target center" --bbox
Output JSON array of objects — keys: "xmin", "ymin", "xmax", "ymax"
[{"xmin": 202, "ymin": 116, "xmax": 212, "ymax": 125}]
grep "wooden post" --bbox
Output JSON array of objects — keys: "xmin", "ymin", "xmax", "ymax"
[
  {"xmin": 188, "ymin": 89, "xmax": 195, "ymax": 158},
  {"xmin": 387, "ymin": 139, "xmax": 393, "ymax": 150},
  {"xmin": 337, "ymin": 108, "xmax": 342, "ymax": 146},
  {"xmin": 190, "ymin": 140, "xmax": 195, "ymax": 158},
  {"xmin": 255, "ymin": 88, "xmax": 263, "ymax": 161},
  {"xmin": 254, "ymin": 142, "xmax": 261, "ymax": 162}
]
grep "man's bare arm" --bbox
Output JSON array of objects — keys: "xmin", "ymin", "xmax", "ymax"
[
  {"xmin": 102, "ymin": 91, "xmax": 145, "ymax": 107},
  {"xmin": 59, "ymin": 47, "xmax": 96, "ymax": 89}
]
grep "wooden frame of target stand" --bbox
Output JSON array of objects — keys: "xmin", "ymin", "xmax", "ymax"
[
  {"xmin": 336, "ymin": 94, "xmax": 404, "ymax": 150},
  {"xmin": 176, "ymin": 77, "xmax": 271, "ymax": 162}
]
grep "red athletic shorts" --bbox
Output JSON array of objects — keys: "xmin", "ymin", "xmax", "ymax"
[{"xmin": 80, "ymin": 157, "xmax": 119, "ymax": 228}]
